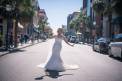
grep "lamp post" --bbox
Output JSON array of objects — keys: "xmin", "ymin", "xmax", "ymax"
[
  {"xmin": 5, "ymin": 4, "xmax": 12, "ymax": 50},
  {"xmin": 0, "ymin": 1, "xmax": 17, "ymax": 50},
  {"xmin": 93, "ymin": 21, "xmax": 96, "ymax": 26},
  {"xmin": 14, "ymin": 7, "xmax": 19, "ymax": 48},
  {"xmin": 93, "ymin": 21, "xmax": 96, "ymax": 37},
  {"xmin": 92, "ymin": 21, "xmax": 96, "ymax": 45},
  {"xmin": 5, "ymin": 4, "xmax": 16, "ymax": 50}
]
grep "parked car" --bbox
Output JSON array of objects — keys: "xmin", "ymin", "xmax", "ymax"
[
  {"xmin": 108, "ymin": 34, "xmax": 122, "ymax": 60},
  {"xmin": 93, "ymin": 37, "xmax": 110, "ymax": 53},
  {"xmin": 69, "ymin": 36, "xmax": 79, "ymax": 43},
  {"xmin": 67, "ymin": 35, "xmax": 72, "ymax": 41},
  {"xmin": 93, "ymin": 40, "xmax": 99, "ymax": 52},
  {"xmin": 77, "ymin": 33, "xmax": 82, "ymax": 42},
  {"xmin": 64, "ymin": 32, "xmax": 77, "ymax": 42}
]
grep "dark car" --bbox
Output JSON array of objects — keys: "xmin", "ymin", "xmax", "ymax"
[{"xmin": 93, "ymin": 37, "xmax": 110, "ymax": 53}]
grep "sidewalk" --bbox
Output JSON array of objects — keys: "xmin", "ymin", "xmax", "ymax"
[{"xmin": 0, "ymin": 40, "xmax": 43, "ymax": 57}]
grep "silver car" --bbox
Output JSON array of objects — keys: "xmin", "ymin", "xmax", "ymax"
[
  {"xmin": 93, "ymin": 37, "xmax": 110, "ymax": 53},
  {"xmin": 108, "ymin": 34, "xmax": 122, "ymax": 60},
  {"xmin": 69, "ymin": 36, "xmax": 79, "ymax": 43}
]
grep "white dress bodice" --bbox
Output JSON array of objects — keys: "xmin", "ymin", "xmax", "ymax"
[{"xmin": 53, "ymin": 37, "xmax": 62, "ymax": 49}]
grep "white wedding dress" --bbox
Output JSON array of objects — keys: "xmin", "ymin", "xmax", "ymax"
[{"xmin": 37, "ymin": 36, "xmax": 79, "ymax": 71}]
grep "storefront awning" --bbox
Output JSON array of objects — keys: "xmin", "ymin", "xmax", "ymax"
[{"xmin": 18, "ymin": 22, "xmax": 24, "ymax": 29}]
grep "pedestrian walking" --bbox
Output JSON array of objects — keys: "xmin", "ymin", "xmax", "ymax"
[{"xmin": 24, "ymin": 34, "xmax": 29, "ymax": 43}]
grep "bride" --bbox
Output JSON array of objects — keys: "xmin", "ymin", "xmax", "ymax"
[{"xmin": 38, "ymin": 28, "xmax": 79, "ymax": 72}]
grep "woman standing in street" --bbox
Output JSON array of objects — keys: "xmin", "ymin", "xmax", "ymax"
[{"xmin": 38, "ymin": 28, "xmax": 79, "ymax": 72}]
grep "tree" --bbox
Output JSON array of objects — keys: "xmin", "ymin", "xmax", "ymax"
[
  {"xmin": 92, "ymin": 0, "xmax": 106, "ymax": 37},
  {"xmin": 69, "ymin": 20, "xmax": 75, "ymax": 29},
  {"xmin": 69, "ymin": 12, "xmax": 84, "ymax": 33},
  {"xmin": 38, "ymin": 19, "xmax": 49, "ymax": 33},
  {"xmin": 93, "ymin": 0, "xmax": 106, "ymax": 15},
  {"xmin": 112, "ymin": 0, "xmax": 122, "ymax": 15},
  {"xmin": 18, "ymin": 0, "xmax": 34, "ymax": 25}
]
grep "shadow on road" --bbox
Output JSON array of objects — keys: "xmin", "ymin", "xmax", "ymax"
[
  {"xmin": 109, "ymin": 56, "xmax": 122, "ymax": 62},
  {"xmin": 0, "ymin": 49, "xmax": 26, "ymax": 57},
  {"xmin": 9, "ymin": 49, "xmax": 26, "ymax": 53},
  {"xmin": 99, "ymin": 52, "xmax": 108, "ymax": 55},
  {"xmin": 35, "ymin": 70, "xmax": 73, "ymax": 80},
  {"xmin": 0, "ymin": 41, "xmax": 43, "ymax": 57}
]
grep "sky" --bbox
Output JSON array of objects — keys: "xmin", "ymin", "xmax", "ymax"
[{"xmin": 38, "ymin": 0, "xmax": 82, "ymax": 33}]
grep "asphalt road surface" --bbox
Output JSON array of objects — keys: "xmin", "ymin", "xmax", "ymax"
[{"xmin": 0, "ymin": 39, "xmax": 122, "ymax": 81}]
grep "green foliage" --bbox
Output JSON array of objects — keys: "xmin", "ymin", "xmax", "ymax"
[
  {"xmin": 18, "ymin": 0, "xmax": 34, "ymax": 22},
  {"xmin": 19, "ymin": 8, "xmax": 34, "ymax": 22},
  {"xmin": 69, "ymin": 20, "xmax": 75, "ymax": 29},
  {"xmin": 71, "ymin": 12, "xmax": 94, "ymax": 33},
  {"xmin": 93, "ymin": 0, "xmax": 106, "ymax": 15},
  {"xmin": 38, "ymin": 19, "xmax": 49, "ymax": 32},
  {"xmin": 0, "ymin": 0, "xmax": 34, "ymax": 22},
  {"xmin": 112, "ymin": 0, "xmax": 122, "ymax": 15}
]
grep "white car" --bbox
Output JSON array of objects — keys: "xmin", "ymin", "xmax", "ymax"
[
  {"xmin": 109, "ymin": 42, "xmax": 122, "ymax": 59},
  {"xmin": 108, "ymin": 34, "xmax": 122, "ymax": 60},
  {"xmin": 67, "ymin": 35, "xmax": 72, "ymax": 41},
  {"xmin": 69, "ymin": 36, "xmax": 79, "ymax": 43}
]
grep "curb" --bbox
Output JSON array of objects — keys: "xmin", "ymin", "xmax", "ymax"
[{"xmin": 0, "ymin": 41, "xmax": 43, "ymax": 57}]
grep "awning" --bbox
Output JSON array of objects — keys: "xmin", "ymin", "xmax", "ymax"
[
  {"xmin": 18, "ymin": 22, "xmax": 24, "ymax": 29},
  {"xmin": 112, "ymin": 16, "xmax": 122, "ymax": 24},
  {"xmin": 34, "ymin": 24, "xmax": 39, "ymax": 28}
]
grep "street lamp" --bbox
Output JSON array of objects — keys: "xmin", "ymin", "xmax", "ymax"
[
  {"xmin": 92, "ymin": 21, "xmax": 96, "ymax": 45},
  {"xmin": 0, "ymin": 1, "xmax": 17, "ymax": 50},
  {"xmin": 14, "ymin": 8, "xmax": 19, "ymax": 48},
  {"xmin": 5, "ymin": 4, "xmax": 16, "ymax": 50},
  {"xmin": 93, "ymin": 21, "xmax": 96, "ymax": 35},
  {"xmin": 5, "ymin": 4, "xmax": 13, "ymax": 50},
  {"xmin": 93, "ymin": 21, "xmax": 96, "ymax": 26}
]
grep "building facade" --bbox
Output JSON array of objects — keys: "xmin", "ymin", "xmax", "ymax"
[
  {"xmin": 67, "ymin": 14, "xmax": 73, "ymax": 31},
  {"xmin": 93, "ymin": 0, "xmax": 122, "ymax": 39},
  {"xmin": 111, "ymin": 0, "xmax": 122, "ymax": 36},
  {"xmin": 0, "ymin": 0, "xmax": 40, "ymax": 49},
  {"xmin": 67, "ymin": 11, "xmax": 80, "ymax": 32},
  {"xmin": 38, "ymin": 8, "xmax": 48, "ymax": 32}
]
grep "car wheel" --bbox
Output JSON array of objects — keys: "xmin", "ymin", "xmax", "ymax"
[
  {"xmin": 108, "ymin": 48, "xmax": 113, "ymax": 57},
  {"xmin": 93, "ymin": 48, "xmax": 95, "ymax": 51},
  {"xmin": 99, "ymin": 47, "xmax": 102, "ymax": 53},
  {"xmin": 99, "ymin": 50, "xmax": 103, "ymax": 54},
  {"xmin": 92, "ymin": 45, "xmax": 95, "ymax": 51}
]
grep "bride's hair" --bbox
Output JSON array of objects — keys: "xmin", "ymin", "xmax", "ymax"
[{"xmin": 57, "ymin": 28, "xmax": 63, "ymax": 33}]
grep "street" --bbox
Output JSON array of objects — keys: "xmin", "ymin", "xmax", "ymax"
[{"xmin": 0, "ymin": 39, "xmax": 122, "ymax": 81}]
